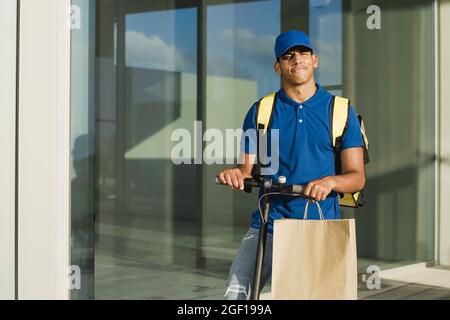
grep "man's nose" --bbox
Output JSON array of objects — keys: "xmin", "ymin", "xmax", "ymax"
[
  {"xmin": 291, "ymin": 52, "xmax": 304, "ymax": 62},
  {"xmin": 291, "ymin": 53, "xmax": 303, "ymax": 64}
]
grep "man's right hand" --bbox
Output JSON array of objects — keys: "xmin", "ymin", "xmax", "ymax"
[{"xmin": 216, "ymin": 167, "xmax": 251, "ymax": 190}]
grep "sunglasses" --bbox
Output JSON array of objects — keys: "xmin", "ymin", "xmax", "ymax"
[{"xmin": 279, "ymin": 49, "xmax": 313, "ymax": 61}]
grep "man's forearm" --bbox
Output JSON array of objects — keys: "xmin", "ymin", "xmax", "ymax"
[
  {"xmin": 237, "ymin": 153, "xmax": 256, "ymax": 177},
  {"xmin": 329, "ymin": 171, "xmax": 365, "ymax": 193},
  {"xmin": 237, "ymin": 164, "xmax": 253, "ymax": 177}
]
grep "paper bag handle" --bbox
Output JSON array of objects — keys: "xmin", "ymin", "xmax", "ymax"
[{"xmin": 303, "ymin": 201, "xmax": 324, "ymax": 220}]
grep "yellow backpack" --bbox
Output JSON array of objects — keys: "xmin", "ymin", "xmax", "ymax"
[{"xmin": 255, "ymin": 93, "xmax": 369, "ymax": 208}]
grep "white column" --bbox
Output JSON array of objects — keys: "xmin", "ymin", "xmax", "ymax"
[
  {"xmin": 18, "ymin": 0, "xmax": 71, "ymax": 299},
  {"xmin": 439, "ymin": 0, "xmax": 450, "ymax": 266},
  {"xmin": 0, "ymin": 0, "xmax": 17, "ymax": 300}
]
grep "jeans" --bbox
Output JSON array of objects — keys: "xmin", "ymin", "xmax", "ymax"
[{"xmin": 224, "ymin": 227, "xmax": 273, "ymax": 300}]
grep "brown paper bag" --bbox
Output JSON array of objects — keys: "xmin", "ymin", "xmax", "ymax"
[{"xmin": 272, "ymin": 202, "xmax": 357, "ymax": 300}]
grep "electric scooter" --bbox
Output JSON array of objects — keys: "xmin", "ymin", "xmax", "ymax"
[{"xmin": 215, "ymin": 175, "xmax": 315, "ymax": 300}]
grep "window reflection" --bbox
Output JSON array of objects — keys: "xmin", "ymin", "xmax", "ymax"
[{"xmin": 309, "ymin": 0, "xmax": 342, "ymax": 87}]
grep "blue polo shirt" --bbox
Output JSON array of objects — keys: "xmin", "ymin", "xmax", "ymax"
[{"xmin": 240, "ymin": 84, "xmax": 364, "ymax": 234}]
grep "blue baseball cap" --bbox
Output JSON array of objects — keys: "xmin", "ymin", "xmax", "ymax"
[{"xmin": 275, "ymin": 30, "xmax": 313, "ymax": 59}]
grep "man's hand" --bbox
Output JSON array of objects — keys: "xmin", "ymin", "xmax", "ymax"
[
  {"xmin": 303, "ymin": 176, "xmax": 337, "ymax": 201},
  {"xmin": 304, "ymin": 148, "xmax": 365, "ymax": 201},
  {"xmin": 216, "ymin": 153, "xmax": 255, "ymax": 190},
  {"xmin": 216, "ymin": 167, "xmax": 252, "ymax": 190}
]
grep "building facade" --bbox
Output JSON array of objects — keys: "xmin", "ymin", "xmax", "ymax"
[{"xmin": 1, "ymin": 0, "xmax": 450, "ymax": 299}]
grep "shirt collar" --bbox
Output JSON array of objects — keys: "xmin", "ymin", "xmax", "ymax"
[{"xmin": 278, "ymin": 83, "xmax": 329, "ymax": 108}]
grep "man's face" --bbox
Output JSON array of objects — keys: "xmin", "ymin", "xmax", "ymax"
[{"xmin": 274, "ymin": 46, "xmax": 318, "ymax": 86}]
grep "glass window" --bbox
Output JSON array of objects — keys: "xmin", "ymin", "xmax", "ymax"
[
  {"xmin": 70, "ymin": 0, "xmax": 444, "ymax": 300},
  {"xmin": 70, "ymin": 0, "xmax": 96, "ymax": 300},
  {"xmin": 203, "ymin": 0, "xmax": 280, "ymax": 268},
  {"xmin": 309, "ymin": 0, "xmax": 342, "ymax": 89},
  {"xmin": 342, "ymin": 0, "xmax": 435, "ymax": 267}
]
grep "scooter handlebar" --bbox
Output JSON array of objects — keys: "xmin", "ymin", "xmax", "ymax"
[{"xmin": 215, "ymin": 176, "xmax": 310, "ymax": 198}]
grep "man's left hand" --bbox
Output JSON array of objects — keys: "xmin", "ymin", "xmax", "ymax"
[{"xmin": 303, "ymin": 176, "xmax": 337, "ymax": 201}]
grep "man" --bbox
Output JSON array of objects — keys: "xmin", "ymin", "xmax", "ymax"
[{"xmin": 217, "ymin": 30, "xmax": 365, "ymax": 300}]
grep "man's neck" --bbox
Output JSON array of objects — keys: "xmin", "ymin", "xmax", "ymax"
[{"xmin": 282, "ymin": 80, "xmax": 317, "ymax": 103}]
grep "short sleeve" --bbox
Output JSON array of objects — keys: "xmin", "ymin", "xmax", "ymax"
[
  {"xmin": 240, "ymin": 103, "xmax": 258, "ymax": 154},
  {"xmin": 341, "ymin": 106, "xmax": 364, "ymax": 149}
]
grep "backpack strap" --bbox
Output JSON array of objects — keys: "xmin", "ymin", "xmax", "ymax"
[
  {"xmin": 359, "ymin": 115, "xmax": 370, "ymax": 164},
  {"xmin": 332, "ymin": 96, "xmax": 371, "ymax": 208},
  {"xmin": 331, "ymin": 96, "xmax": 363, "ymax": 208},
  {"xmin": 253, "ymin": 92, "xmax": 276, "ymax": 176},
  {"xmin": 331, "ymin": 96, "xmax": 350, "ymax": 150},
  {"xmin": 256, "ymin": 92, "xmax": 277, "ymax": 135}
]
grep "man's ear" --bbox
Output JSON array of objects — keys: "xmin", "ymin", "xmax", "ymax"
[
  {"xmin": 274, "ymin": 61, "xmax": 281, "ymax": 75},
  {"xmin": 312, "ymin": 54, "xmax": 319, "ymax": 69}
]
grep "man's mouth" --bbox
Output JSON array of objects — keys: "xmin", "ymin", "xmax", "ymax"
[{"xmin": 291, "ymin": 66, "xmax": 307, "ymax": 73}]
